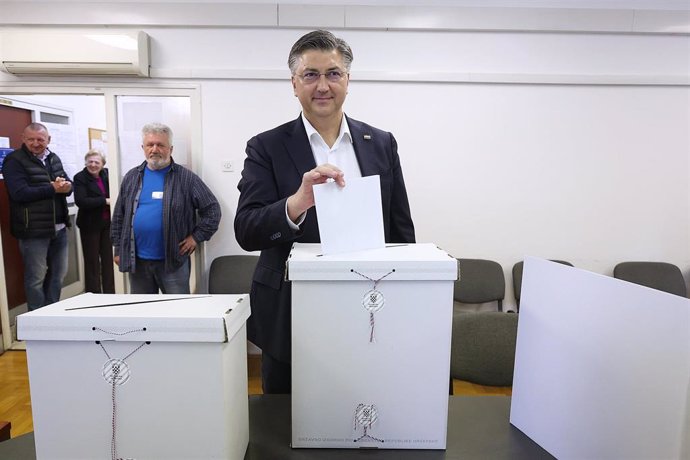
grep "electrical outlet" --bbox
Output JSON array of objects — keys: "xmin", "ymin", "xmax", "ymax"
[{"xmin": 222, "ymin": 160, "xmax": 234, "ymax": 172}]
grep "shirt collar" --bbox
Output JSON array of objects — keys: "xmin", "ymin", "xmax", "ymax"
[
  {"xmin": 301, "ymin": 113, "xmax": 353, "ymax": 147},
  {"xmin": 36, "ymin": 150, "xmax": 49, "ymax": 163}
]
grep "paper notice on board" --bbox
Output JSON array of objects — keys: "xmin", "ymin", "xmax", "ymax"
[{"xmin": 313, "ymin": 175, "xmax": 386, "ymax": 255}]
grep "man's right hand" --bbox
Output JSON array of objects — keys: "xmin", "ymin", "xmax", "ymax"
[
  {"xmin": 114, "ymin": 255, "xmax": 120, "ymax": 266},
  {"xmin": 286, "ymin": 164, "xmax": 345, "ymax": 223},
  {"xmin": 51, "ymin": 177, "xmax": 71, "ymax": 194}
]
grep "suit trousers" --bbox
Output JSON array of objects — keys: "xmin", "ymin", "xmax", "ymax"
[
  {"xmin": 261, "ymin": 351, "xmax": 292, "ymax": 394},
  {"xmin": 80, "ymin": 222, "xmax": 115, "ymax": 294}
]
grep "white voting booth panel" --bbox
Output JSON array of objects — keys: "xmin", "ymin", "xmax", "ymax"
[
  {"xmin": 510, "ymin": 258, "xmax": 690, "ymax": 460},
  {"xmin": 17, "ymin": 293, "xmax": 250, "ymax": 460},
  {"xmin": 289, "ymin": 243, "xmax": 457, "ymax": 449}
]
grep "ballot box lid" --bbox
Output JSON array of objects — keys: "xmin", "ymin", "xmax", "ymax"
[
  {"xmin": 17, "ymin": 293, "xmax": 250, "ymax": 343},
  {"xmin": 288, "ymin": 243, "xmax": 458, "ymax": 281}
]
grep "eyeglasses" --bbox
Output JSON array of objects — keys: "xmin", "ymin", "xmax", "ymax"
[{"xmin": 296, "ymin": 70, "xmax": 347, "ymax": 84}]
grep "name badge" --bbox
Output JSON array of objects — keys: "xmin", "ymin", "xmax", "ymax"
[{"xmin": 152, "ymin": 191, "xmax": 164, "ymax": 199}]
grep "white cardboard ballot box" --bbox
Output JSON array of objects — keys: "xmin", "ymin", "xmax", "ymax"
[
  {"xmin": 17, "ymin": 293, "xmax": 250, "ymax": 460},
  {"xmin": 288, "ymin": 243, "xmax": 458, "ymax": 449}
]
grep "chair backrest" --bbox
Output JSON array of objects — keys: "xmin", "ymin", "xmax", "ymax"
[
  {"xmin": 512, "ymin": 259, "xmax": 573, "ymax": 307},
  {"xmin": 454, "ymin": 258, "xmax": 505, "ymax": 311},
  {"xmin": 613, "ymin": 261, "xmax": 687, "ymax": 297},
  {"xmin": 208, "ymin": 255, "xmax": 259, "ymax": 294},
  {"xmin": 450, "ymin": 311, "xmax": 518, "ymax": 386}
]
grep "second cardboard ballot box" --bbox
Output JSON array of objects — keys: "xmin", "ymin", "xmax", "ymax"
[
  {"xmin": 18, "ymin": 293, "xmax": 250, "ymax": 460},
  {"xmin": 289, "ymin": 243, "xmax": 458, "ymax": 449}
]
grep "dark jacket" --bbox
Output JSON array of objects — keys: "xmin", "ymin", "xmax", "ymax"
[
  {"xmin": 234, "ymin": 115, "xmax": 416, "ymax": 362},
  {"xmin": 2, "ymin": 145, "xmax": 72, "ymax": 239},
  {"xmin": 74, "ymin": 167, "xmax": 110, "ymax": 231},
  {"xmin": 111, "ymin": 159, "xmax": 221, "ymax": 273}
]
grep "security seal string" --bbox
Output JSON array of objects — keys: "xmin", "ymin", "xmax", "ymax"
[
  {"xmin": 93, "ymin": 326, "xmax": 149, "ymax": 460},
  {"xmin": 350, "ymin": 268, "xmax": 395, "ymax": 343}
]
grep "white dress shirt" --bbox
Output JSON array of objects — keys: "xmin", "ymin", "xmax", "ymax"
[
  {"xmin": 302, "ymin": 113, "xmax": 362, "ymax": 179},
  {"xmin": 286, "ymin": 114, "xmax": 362, "ymax": 228}
]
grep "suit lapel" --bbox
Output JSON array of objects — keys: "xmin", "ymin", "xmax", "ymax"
[
  {"xmin": 348, "ymin": 116, "xmax": 376, "ymax": 176},
  {"xmin": 284, "ymin": 114, "xmax": 377, "ymax": 176},
  {"xmin": 284, "ymin": 116, "xmax": 317, "ymax": 175}
]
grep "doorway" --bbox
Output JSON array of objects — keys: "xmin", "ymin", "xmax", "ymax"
[
  {"xmin": 0, "ymin": 102, "xmax": 32, "ymax": 312},
  {"xmin": 0, "ymin": 85, "xmax": 202, "ymax": 352}
]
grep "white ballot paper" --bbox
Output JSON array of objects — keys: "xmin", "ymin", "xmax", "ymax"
[{"xmin": 313, "ymin": 175, "xmax": 386, "ymax": 255}]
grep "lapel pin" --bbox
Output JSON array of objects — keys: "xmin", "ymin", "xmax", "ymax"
[{"xmin": 363, "ymin": 134, "xmax": 371, "ymax": 140}]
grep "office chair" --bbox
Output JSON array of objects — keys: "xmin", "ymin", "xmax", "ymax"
[
  {"xmin": 512, "ymin": 259, "xmax": 573, "ymax": 311},
  {"xmin": 450, "ymin": 311, "xmax": 518, "ymax": 387},
  {"xmin": 208, "ymin": 255, "xmax": 259, "ymax": 294},
  {"xmin": 613, "ymin": 261, "xmax": 687, "ymax": 297},
  {"xmin": 454, "ymin": 258, "xmax": 505, "ymax": 312}
]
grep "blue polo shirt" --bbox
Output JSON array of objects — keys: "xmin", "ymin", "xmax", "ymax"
[{"xmin": 133, "ymin": 165, "xmax": 170, "ymax": 260}]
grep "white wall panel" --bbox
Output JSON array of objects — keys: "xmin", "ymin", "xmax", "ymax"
[
  {"xmin": 122, "ymin": 28, "xmax": 690, "ymax": 85},
  {"xmin": 0, "ymin": 3, "xmax": 278, "ymax": 27},
  {"xmin": 197, "ymin": 79, "xmax": 689, "ymax": 309},
  {"xmin": 633, "ymin": 9, "xmax": 690, "ymax": 33},
  {"xmin": 345, "ymin": 6, "xmax": 635, "ymax": 32},
  {"xmin": 0, "ymin": 2, "xmax": 688, "ymax": 34},
  {"xmin": 279, "ymin": 4, "xmax": 345, "ymax": 28}
]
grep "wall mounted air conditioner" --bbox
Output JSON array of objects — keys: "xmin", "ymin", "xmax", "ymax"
[{"xmin": 0, "ymin": 30, "xmax": 150, "ymax": 77}]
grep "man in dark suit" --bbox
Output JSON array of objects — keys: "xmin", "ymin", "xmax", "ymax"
[{"xmin": 235, "ymin": 30, "xmax": 416, "ymax": 393}]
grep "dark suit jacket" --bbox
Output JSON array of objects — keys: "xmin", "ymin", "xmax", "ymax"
[
  {"xmin": 234, "ymin": 115, "xmax": 416, "ymax": 362},
  {"xmin": 73, "ymin": 167, "xmax": 110, "ymax": 231}
]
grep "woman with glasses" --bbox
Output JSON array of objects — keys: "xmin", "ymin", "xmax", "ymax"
[{"xmin": 73, "ymin": 149, "xmax": 115, "ymax": 293}]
